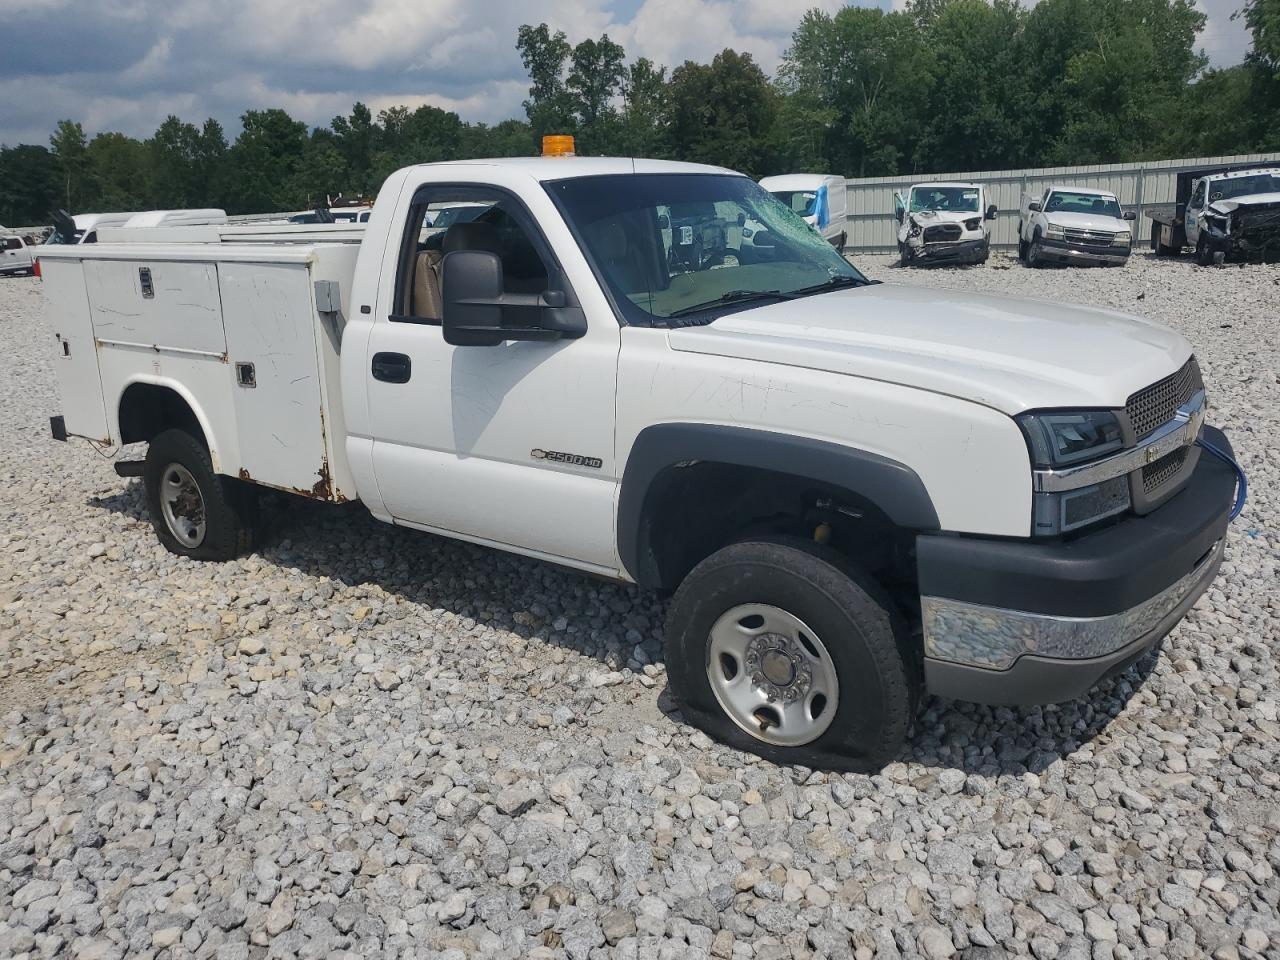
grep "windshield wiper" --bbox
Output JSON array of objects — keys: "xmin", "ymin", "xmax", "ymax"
[
  {"xmin": 667, "ymin": 289, "xmax": 797, "ymax": 318},
  {"xmin": 788, "ymin": 275, "xmax": 874, "ymax": 297}
]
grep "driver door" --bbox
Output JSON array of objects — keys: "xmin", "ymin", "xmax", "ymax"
[
  {"xmin": 364, "ymin": 182, "xmax": 622, "ymax": 573},
  {"xmin": 1185, "ymin": 179, "xmax": 1206, "ymax": 244}
]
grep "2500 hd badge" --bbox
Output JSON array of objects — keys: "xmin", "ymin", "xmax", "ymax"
[{"xmin": 531, "ymin": 448, "xmax": 603, "ymax": 469}]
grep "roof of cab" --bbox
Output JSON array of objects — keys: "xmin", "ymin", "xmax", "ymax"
[
  {"xmin": 911, "ymin": 182, "xmax": 981, "ymax": 190},
  {"xmin": 414, "ymin": 156, "xmax": 738, "ymax": 182},
  {"xmin": 1207, "ymin": 166, "xmax": 1280, "ymax": 180},
  {"xmin": 1047, "ymin": 184, "xmax": 1117, "ymax": 198}
]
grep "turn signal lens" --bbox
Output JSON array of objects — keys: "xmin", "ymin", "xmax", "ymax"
[
  {"xmin": 33, "ymin": 258, "xmax": 41, "ymax": 279},
  {"xmin": 542, "ymin": 135, "xmax": 576, "ymax": 157}
]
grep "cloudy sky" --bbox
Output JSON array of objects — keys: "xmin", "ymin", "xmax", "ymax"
[{"xmin": 0, "ymin": 0, "xmax": 1252, "ymax": 147}]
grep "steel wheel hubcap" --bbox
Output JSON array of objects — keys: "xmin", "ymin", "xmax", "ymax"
[
  {"xmin": 706, "ymin": 603, "xmax": 839, "ymax": 747},
  {"xmin": 160, "ymin": 462, "xmax": 206, "ymax": 548}
]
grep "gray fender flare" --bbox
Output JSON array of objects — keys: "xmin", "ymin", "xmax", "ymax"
[{"xmin": 617, "ymin": 423, "xmax": 940, "ymax": 586}]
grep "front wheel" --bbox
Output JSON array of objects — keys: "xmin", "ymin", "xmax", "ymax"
[
  {"xmin": 1195, "ymin": 237, "xmax": 1215, "ymax": 266},
  {"xmin": 664, "ymin": 540, "xmax": 917, "ymax": 771},
  {"xmin": 144, "ymin": 428, "xmax": 258, "ymax": 560},
  {"xmin": 1026, "ymin": 235, "xmax": 1045, "ymax": 268}
]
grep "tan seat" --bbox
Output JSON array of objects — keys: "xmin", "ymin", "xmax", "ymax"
[{"xmin": 412, "ymin": 250, "xmax": 443, "ymax": 319}]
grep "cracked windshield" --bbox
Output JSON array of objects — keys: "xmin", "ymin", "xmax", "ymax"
[
  {"xmin": 909, "ymin": 185, "xmax": 981, "ymax": 213},
  {"xmin": 548, "ymin": 173, "xmax": 865, "ymax": 323}
]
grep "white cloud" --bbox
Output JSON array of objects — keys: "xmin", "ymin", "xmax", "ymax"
[{"xmin": 0, "ymin": 0, "xmax": 1255, "ymax": 147}]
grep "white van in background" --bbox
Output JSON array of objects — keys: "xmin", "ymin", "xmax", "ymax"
[{"xmin": 759, "ymin": 174, "xmax": 848, "ymax": 252}]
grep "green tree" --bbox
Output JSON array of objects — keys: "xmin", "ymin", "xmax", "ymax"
[
  {"xmin": 49, "ymin": 119, "xmax": 91, "ymax": 211},
  {"xmin": 567, "ymin": 34, "xmax": 626, "ymax": 153},
  {"xmin": 779, "ymin": 7, "xmax": 924, "ymax": 176},
  {"xmin": 226, "ymin": 109, "xmax": 308, "ymax": 213},
  {"xmin": 147, "ymin": 115, "xmax": 203, "ymax": 207},
  {"xmin": 668, "ymin": 50, "xmax": 776, "ymax": 178},
  {"xmin": 618, "ymin": 57, "xmax": 671, "ymax": 157},
  {"xmin": 331, "ymin": 102, "xmax": 378, "ymax": 194},
  {"xmin": 0, "ymin": 145, "xmax": 61, "ymax": 223},
  {"xmin": 87, "ymin": 132, "xmax": 148, "ymax": 209},
  {"xmin": 517, "ymin": 23, "xmax": 576, "ymax": 140}
]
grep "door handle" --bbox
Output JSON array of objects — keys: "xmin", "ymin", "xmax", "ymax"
[{"xmin": 371, "ymin": 352, "xmax": 411, "ymax": 383}]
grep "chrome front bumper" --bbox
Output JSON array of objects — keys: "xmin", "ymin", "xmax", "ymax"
[{"xmin": 922, "ymin": 537, "xmax": 1223, "ymax": 671}]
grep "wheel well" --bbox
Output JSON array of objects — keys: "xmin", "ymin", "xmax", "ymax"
[
  {"xmin": 118, "ymin": 383, "xmax": 206, "ymax": 448},
  {"xmin": 635, "ymin": 462, "xmax": 919, "ymax": 598}
]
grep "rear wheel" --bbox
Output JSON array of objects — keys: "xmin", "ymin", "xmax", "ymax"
[
  {"xmin": 144, "ymin": 428, "xmax": 258, "ymax": 560},
  {"xmin": 664, "ymin": 539, "xmax": 917, "ymax": 771}
]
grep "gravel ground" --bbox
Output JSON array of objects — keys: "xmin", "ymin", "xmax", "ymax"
[{"xmin": 1, "ymin": 251, "xmax": 1277, "ymax": 960}]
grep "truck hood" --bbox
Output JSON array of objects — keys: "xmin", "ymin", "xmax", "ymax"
[
  {"xmin": 1208, "ymin": 192, "xmax": 1280, "ymax": 213},
  {"xmin": 667, "ymin": 283, "xmax": 1191, "ymax": 414},
  {"xmin": 1042, "ymin": 211, "xmax": 1128, "ymax": 232},
  {"xmin": 908, "ymin": 209, "xmax": 981, "ymax": 225}
]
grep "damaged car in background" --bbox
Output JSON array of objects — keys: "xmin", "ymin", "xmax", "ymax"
[
  {"xmin": 1150, "ymin": 165, "xmax": 1280, "ymax": 265},
  {"xmin": 894, "ymin": 182, "xmax": 997, "ymax": 266}
]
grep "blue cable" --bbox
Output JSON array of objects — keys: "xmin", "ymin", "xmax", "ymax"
[{"xmin": 1196, "ymin": 437, "xmax": 1248, "ymax": 521}]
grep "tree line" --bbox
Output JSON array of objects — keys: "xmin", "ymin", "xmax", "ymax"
[{"xmin": 1, "ymin": 0, "xmax": 1276, "ymax": 225}]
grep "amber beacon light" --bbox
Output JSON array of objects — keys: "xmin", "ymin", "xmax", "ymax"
[{"xmin": 542, "ymin": 135, "xmax": 576, "ymax": 157}]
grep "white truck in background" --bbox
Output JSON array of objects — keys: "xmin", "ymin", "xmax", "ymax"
[
  {"xmin": 2, "ymin": 233, "xmax": 36, "ymax": 276},
  {"xmin": 1018, "ymin": 186, "xmax": 1136, "ymax": 267},
  {"xmin": 894, "ymin": 182, "xmax": 997, "ymax": 266},
  {"xmin": 46, "ymin": 211, "xmax": 140, "ymax": 245},
  {"xmin": 759, "ymin": 174, "xmax": 848, "ymax": 252},
  {"xmin": 1150, "ymin": 166, "xmax": 1280, "ymax": 265},
  {"xmin": 35, "ymin": 151, "xmax": 1244, "ymax": 771}
]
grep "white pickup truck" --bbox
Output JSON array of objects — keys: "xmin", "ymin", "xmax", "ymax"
[
  {"xmin": 37, "ymin": 154, "xmax": 1245, "ymax": 770},
  {"xmin": 1018, "ymin": 185, "xmax": 1136, "ymax": 267}
]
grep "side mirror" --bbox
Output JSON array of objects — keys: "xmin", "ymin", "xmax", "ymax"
[
  {"xmin": 737, "ymin": 212, "xmax": 747, "ymax": 226},
  {"xmin": 1028, "ymin": 201, "xmax": 1041, "ymax": 213},
  {"xmin": 985, "ymin": 204, "xmax": 998, "ymax": 220},
  {"xmin": 1123, "ymin": 210, "xmax": 1137, "ymax": 221},
  {"xmin": 441, "ymin": 250, "xmax": 585, "ymax": 347}
]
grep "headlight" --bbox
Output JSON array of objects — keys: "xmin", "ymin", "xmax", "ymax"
[
  {"xmin": 741, "ymin": 227, "xmax": 754, "ymax": 239},
  {"xmin": 1115, "ymin": 231, "xmax": 1131, "ymax": 244},
  {"xmin": 1017, "ymin": 410, "xmax": 1124, "ymax": 468},
  {"xmin": 1044, "ymin": 224, "xmax": 1065, "ymax": 239},
  {"xmin": 965, "ymin": 217, "xmax": 981, "ymax": 231},
  {"xmin": 908, "ymin": 221, "xmax": 921, "ymax": 238}
]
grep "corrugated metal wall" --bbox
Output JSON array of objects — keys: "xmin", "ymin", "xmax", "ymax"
[{"xmin": 842, "ymin": 153, "xmax": 1280, "ymax": 252}]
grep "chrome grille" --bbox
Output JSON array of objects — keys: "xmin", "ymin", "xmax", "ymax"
[
  {"xmin": 923, "ymin": 223, "xmax": 962, "ymax": 243},
  {"xmin": 1064, "ymin": 228, "xmax": 1116, "ymax": 247},
  {"xmin": 1126, "ymin": 357, "xmax": 1203, "ymax": 439},
  {"xmin": 1142, "ymin": 446, "xmax": 1189, "ymax": 494}
]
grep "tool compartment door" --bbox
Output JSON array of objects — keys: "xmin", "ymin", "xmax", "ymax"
[
  {"xmin": 41, "ymin": 258, "xmax": 110, "ymax": 442},
  {"xmin": 217, "ymin": 261, "xmax": 330, "ymax": 497}
]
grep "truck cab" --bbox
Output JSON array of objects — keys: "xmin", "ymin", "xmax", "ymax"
[
  {"xmin": 37, "ymin": 151, "xmax": 1245, "ymax": 772},
  {"xmin": 894, "ymin": 182, "xmax": 997, "ymax": 266}
]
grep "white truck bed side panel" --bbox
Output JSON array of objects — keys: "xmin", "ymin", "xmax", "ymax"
[
  {"xmin": 84, "ymin": 260, "xmax": 227, "ymax": 357},
  {"xmin": 218, "ymin": 262, "xmax": 330, "ymax": 496},
  {"xmin": 41, "ymin": 258, "xmax": 110, "ymax": 442}
]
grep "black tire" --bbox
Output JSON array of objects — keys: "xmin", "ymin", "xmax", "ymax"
[
  {"xmin": 1195, "ymin": 237, "xmax": 1215, "ymax": 266},
  {"xmin": 837, "ymin": 231, "xmax": 847, "ymax": 256},
  {"xmin": 1026, "ymin": 230, "xmax": 1045, "ymax": 268},
  {"xmin": 144, "ymin": 428, "xmax": 257, "ymax": 560},
  {"xmin": 898, "ymin": 243, "xmax": 912, "ymax": 268},
  {"xmin": 664, "ymin": 539, "xmax": 917, "ymax": 772}
]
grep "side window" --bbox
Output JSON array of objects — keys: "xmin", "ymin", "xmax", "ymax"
[
  {"xmin": 4, "ymin": 238, "xmax": 22, "ymax": 250},
  {"xmin": 392, "ymin": 188, "xmax": 559, "ymax": 324},
  {"xmin": 1190, "ymin": 181, "xmax": 1206, "ymax": 209}
]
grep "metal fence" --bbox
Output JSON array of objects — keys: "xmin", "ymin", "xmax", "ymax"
[{"xmin": 842, "ymin": 152, "xmax": 1280, "ymax": 253}]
